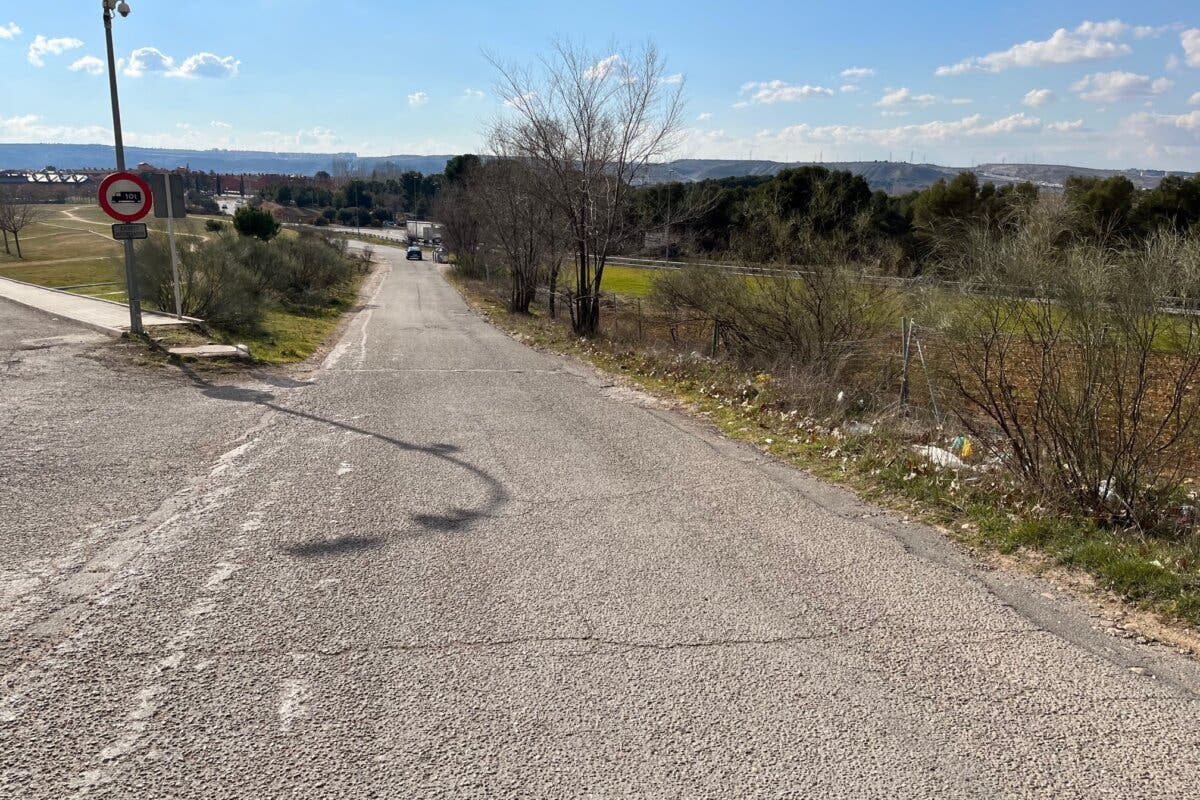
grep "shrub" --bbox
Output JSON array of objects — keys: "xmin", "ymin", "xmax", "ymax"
[
  {"xmin": 651, "ymin": 257, "xmax": 895, "ymax": 376},
  {"xmin": 136, "ymin": 234, "xmax": 267, "ymax": 331},
  {"xmin": 268, "ymin": 232, "xmax": 355, "ymax": 305},
  {"xmin": 311, "ymin": 216, "xmax": 329, "ymax": 227},
  {"xmin": 233, "ymin": 205, "xmax": 281, "ymax": 241},
  {"xmin": 191, "ymin": 196, "xmax": 220, "ymax": 215},
  {"xmin": 204, "ymin": 219, "xmax": 224, "ymax": 232},
  {"xmin": 940, "ymin": 212, "xmax": 1200, "ymax": 531}
]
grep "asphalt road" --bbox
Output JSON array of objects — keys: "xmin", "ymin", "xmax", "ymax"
[{"xmin": 2, "ymin": 244, "xmax": 1199, "ymax": 798}]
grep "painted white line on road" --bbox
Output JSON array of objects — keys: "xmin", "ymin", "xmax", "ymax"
[
  {"xmin": 337, "ymin": 462, "xmax": 354, "ymax": 476},
  {"xmin": 278, "ymin": 679, "xmax": 312, "ymax": 732}
]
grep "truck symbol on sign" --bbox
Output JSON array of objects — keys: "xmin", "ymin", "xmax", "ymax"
[{"xmin": 111, "ymin": 190, "xmax": 143, "ymax": 204}]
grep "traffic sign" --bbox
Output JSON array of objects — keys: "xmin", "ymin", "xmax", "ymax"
[
  {"xmin": 98, "ymin": 172, "xmax": 153, "ymax": 223},
  {"xmin": 111, "ymin": 223, "xmax": 148, "ymax": 240},
  {"xmin": 144, "ymin": 173, "xmax": 187, "ymax": 219}
]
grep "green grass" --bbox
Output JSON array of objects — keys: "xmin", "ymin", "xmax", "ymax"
[
  {"xmin": 210, "ymin": 277, "xmax": 364, "ymax": 364},
  {"xmin": 600, "ymin": 265, "xmax": 654, "ymax": 296},
  {"xmin": 0, "ymin": 204, "xmax": 222, "ymax": 296},
  {"xmin": 4, "ymin": 204, "xmax": 363, "ymax": 365}
]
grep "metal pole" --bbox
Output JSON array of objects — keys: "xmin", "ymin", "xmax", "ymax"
[
  {"xmin": 665, "ymin": 186, "xmax": 670, "ymax": 261},
  {"xmin": 163, "ymin": 173, "xmax": 183, "ymax": 317},
  {"xmin": 103, "ymin": 4, "xmax": 143, "ymax": 334}
]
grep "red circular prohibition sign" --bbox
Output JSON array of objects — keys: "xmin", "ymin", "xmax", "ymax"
[{"xmin": 98, "ymin": 171, "xmax": 154, "ymax": 223}]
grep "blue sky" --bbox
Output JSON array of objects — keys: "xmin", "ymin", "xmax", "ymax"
[{"xmin": 1, "ymin": 1, "xmax": 1197, "ymax": 169}]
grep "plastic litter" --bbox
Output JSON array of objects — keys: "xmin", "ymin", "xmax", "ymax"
[{"xmin": 912, "ymin": 445, "xmax": 968, "ymax": 470}]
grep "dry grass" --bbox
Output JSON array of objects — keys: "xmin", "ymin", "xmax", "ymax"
[{"xmin": 0, "ymin": 204, "xmax": 222, "ymax": 299}]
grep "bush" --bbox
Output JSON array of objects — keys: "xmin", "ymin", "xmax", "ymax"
[
  {"xmin": 136, "ymin": 234, "xmax": 268, "ymax": 331},
  {"xmin": 204, "ymin": 219, "xmax": 224, "ymax": 232},
  {"xmin": 651, "ymin": 257, "xmax": 895, "ymax": 376},
  {"xmin": 940, "ymin": 208, "xmax": 1200, "ymax": 530},
  {"xmin": 136, "ymin": 230, "xmax": 359, "ymax": 331},
  {"xmin": 233, "ymin": 205, "xmax": 280, "ymax": 241},
  {"xmin": 268, "ymin": 232, "xmax": 356, "ymax": 305},
  {"xmin": 311, "ymin": 216, "xmax": 329, "ymax": 227}
]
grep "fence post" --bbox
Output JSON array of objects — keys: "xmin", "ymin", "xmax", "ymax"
[
  {"xmin": 637, "ymin": 298, "xmax": 643, "ymax": 341},
  {"xmin": 899, "ymin": 317, "xmax": 911, "ymax": 409},
  {"xmin": 711, "ymin": 320, "xmax": 720, "ymax": 356}
]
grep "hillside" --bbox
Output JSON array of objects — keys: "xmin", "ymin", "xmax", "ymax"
[
  {"xmin": 0, "ymin": 143, "xmax": 455, "ymax": 177},
  {"xmin": 1, "ymin": 143, "xmax": 1193, "ymax": 194}
]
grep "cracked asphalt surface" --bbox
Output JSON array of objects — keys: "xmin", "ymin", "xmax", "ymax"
[{"xmin": 3, "ymin": 243, "xmax": 1200, "ymax": 798}]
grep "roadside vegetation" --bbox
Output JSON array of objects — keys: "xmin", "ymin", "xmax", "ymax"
[
  {"xmin": 135, "ymin": 219, "xmax": 369, "ymax": 363},
  {"xmin": 433, "ymin": 42, "xmax": 1200, "ymax": 632}
]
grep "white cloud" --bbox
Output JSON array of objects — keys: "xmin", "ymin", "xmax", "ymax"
[
  {"xmin": 974, "ymin": 112, "xmax": 1042, "ymax": 135},
  {"xmin": 738, "ymin": 80, "xmax": 833, "ymax": 105},
  {"xmin": 880, "ymin": 110, "xmax": 910, "ymax": 118},
  {"xmin": 840, "ymin": 66, "xmax": 875, "ymax": 80},
  {"xmin": 0, "ymin": 22, "xmax": 20, "ymax": 40},
  {"xmin": 1191, "ymin": 92, "xmax": 1200, "ymax": 105},
  {"xmin": 1167, "ymin": 54, "xmax": 1181, "ymax": 70},
  {"xmin": 584, "ymin": 54, "xmax": 622, "ymax": 80},
  {"xmin": 503, "ymin": 91, "xmax": 537, "ymax": 109},
  {"xmin": 1075, "ymin": 19, "xmax": 1128, "ymax": 39},
  {"xmin": 878, "ymin": 87, "xmax": 936, "ymax": 107},
  {"xmin": 27, "ymin": 35, "xmax": 83, "ymax": 67},
  {"xmin": 172, "ymin": 52, "xmax": 238, "ymax": 79},
  {"xmin": 935, "ymin": 26, "xmax": 1131, "ymax": 75},
  {"xmin": 68, "ymin": 55, "xmax": 104, "ymax": 76},
  {"xmin": 1045, "ymin": 119, "xmax": 1085, "ymax": 132},
  {"xmin": 769, "ymin": 113, "xmax": 1042, "ymax": 148},
  {"xmin": 661, "ymin": 73, "xmax": 684, "ymax": 85},
  {"xmin": 0, "ymin": 113, "xmax": 109, "ymax": 143},
  {"xmin": 0, "ymin": 112, "xmax": 355, "ymax": 154},
  {"xmin": 1072, "ymin": 71, "xmax": 1172, "ymax": 102},
  {"xmin": 462, "ymin": 88, "xmax": 485, "ymax": 99},
  {"xmin": 123, "ymin": 46, "xmax": 174, "ymax": 76},
  {"xmin": 211, "ymin": 120, "xmax": 232, "ymax": 128},
  {"xmin": 876, "ymin": 87, "xmax": 970, "ymax": 107},
  {"xmin": 1022, "ymin": 88, "xmax": 1056, "ymax": 107},
  {"xmin": 1134, "ymin": 24, "xmax": 1174, "ymax": 39},
  {"xmin": 1113, "ymin": 111, "xmax": 1200, "ymax": 166},
  {"xmin": 696, "ymin": 112, "xmax": 712, "ymax": 121},
  {"xmin": 407, "ymin": 91, "xmax": 429, "ymax": 107},
  {"xmin": 122, "ymin": 47, "xmax": 237, "ymax": 78},
  {"xmin": 839, "ymin": 84, "xmax": 859, "ymax": 93},
  {"xmin": 1183, "ymin": 28, "xmax": 1200, "ymax": 68}
]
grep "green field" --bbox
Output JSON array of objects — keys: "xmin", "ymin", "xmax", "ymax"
[
  {"xmin": 1, "ymin": 204, "xmax": 358, "ymax": 363},
  {"xmin": 0, "ymin": 204, "xmax": 222, "ymax": 303}
]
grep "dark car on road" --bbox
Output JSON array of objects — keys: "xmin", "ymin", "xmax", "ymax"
[{"xmin": 406, "ymin": 245, "xmax": 423, "ymax": 261}]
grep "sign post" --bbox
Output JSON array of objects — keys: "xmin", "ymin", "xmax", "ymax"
[
  {"xmin": 165, "ymin": 180, "xmax": 181, "ymax": 317},
  {"xmin": 98, "ymin": 171, "xmax": 152, "ymax": 332},
  {"xmin": 145, "ymin": 172, "xmax": 187, "ymax": 318}
]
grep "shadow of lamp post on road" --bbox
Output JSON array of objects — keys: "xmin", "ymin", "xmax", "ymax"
[{"xmin": 181, "ymin": 369, "xmax": 510, "ymax": 555}]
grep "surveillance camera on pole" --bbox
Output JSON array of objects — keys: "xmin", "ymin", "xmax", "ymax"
[{"xmin": 101, "ymin": 0, "xmax": 143, "ymax": 334}]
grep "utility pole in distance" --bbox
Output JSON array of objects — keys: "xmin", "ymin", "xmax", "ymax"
[{"xmin": 102, "ymin": 0, "xmax": 144, "ymax": 334}]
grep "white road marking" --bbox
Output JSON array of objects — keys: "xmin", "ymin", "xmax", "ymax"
[
  {"xmin": 278, "ymin": 679, "xmax": 312, "ymax": 732},
  {"xmin": 337, "ymin": 462, "xmax": 354, "ymax": 476}
]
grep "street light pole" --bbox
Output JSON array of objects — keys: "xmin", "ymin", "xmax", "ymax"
[{"xmin": 102, "ymin": 0, "xmax": 143, "ymax": 334}]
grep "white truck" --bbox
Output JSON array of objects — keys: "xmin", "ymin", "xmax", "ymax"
[{"xmin": 405, "ymin": 220, "xmax": 444, "ymax": 244}]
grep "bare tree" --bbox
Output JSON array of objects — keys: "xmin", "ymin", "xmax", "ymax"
[
  {"xmin": 433, "ymin": 181, "xmax": 485, "ymax": 277},
  {"xmin": 0, "ymin": 190, "xmax": 43, "ymax": 259},
  {"xmin": 473, "ymin": 159, "xmax": 539, "ymax": 312},
  {"xmin": 489, "ymin": 41, "xmax": 684, "ymax": 335}
]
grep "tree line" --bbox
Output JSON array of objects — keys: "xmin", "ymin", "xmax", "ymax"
[
  {"xmin": 256, "ymin": 172, "xmax": 444, "ymax": 226},
  {"xmin": 624, "ymin": 167, "xmax": 1200, "ymax": 276}
]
